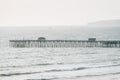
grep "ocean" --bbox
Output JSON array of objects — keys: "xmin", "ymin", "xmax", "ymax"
[{"xmin": 0, "ymin": 27, "xmax": 120, "ymax": 80}]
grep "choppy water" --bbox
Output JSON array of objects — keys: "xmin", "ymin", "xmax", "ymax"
[{"xmin": 0, "ymin": 48, "xmax": 120, "ymax": 80}]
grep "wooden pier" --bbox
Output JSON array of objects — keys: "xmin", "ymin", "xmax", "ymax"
[{"xmin": 9, "ymin": 37, "xmax": 120, "ymax": 48}]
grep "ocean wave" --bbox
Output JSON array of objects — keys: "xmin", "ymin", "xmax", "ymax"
[
  {"xmin": 0, "ymin": 67, "xmax": 87, "ymax": 77},
  {"xmin": 26, "ymin": 78, "xmax": 57, "ymax": 80},
  {"xmin": 0, "ymin": 71, "xmax": 41, "ymax": 77},
  {"xmin": 45, "ymin": 67, "xmax": 87, "ymax": 73},
  {"xmin": 96, "ymin": 64, "xmax": 120, "ymax": 68},
  {"xmin": 75, "ymin": 72, "xmax": 120, "ymax": 78},
  {"xmin": 0, "ymin": 63, "xmax": 54, "ymax": 68},
  {"xmin": 1, "ymin": 64, "xmax": 120, "ymax": 77}
]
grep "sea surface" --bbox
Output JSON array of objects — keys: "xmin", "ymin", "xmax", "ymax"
[
  {"xmin": 0, "ymin": 48, "xmax": 120, "ymax": 80},
  {"xmin": 0, "ymin": 27, "xmax": 120, "ymax": 80}
]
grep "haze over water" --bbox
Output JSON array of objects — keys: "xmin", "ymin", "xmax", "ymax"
[{"xmin": 0, "ymin": 26, "xmax": 120, "ymax": 80}]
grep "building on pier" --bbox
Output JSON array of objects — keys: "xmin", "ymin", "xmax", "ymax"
[{"xmin": 9, "ymin": 37, "xmax": 120, "ymax": 48}]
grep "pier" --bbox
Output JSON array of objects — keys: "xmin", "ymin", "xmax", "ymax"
[{"xmin": 9, "ymin": 37, "xmax": 120, "ymax": 48}]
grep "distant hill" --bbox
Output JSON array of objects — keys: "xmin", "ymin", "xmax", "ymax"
[{"xmin": 87, "ymin": 20, "xmax": 120, "ymax": 27}]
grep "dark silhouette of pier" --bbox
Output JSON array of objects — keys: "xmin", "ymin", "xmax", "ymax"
[{"xmin": 9, "ymin": 37, "xmax": 120, "ymax": 48}]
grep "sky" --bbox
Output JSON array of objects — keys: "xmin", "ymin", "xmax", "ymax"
[{"xmin": 0, "ymin": 0, "xmax": 120, "ymax": 27}]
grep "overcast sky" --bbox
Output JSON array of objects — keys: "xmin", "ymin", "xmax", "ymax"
[{"xmin": 0, "ymin": 0, "xmax": 120, "ymax": 27}]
